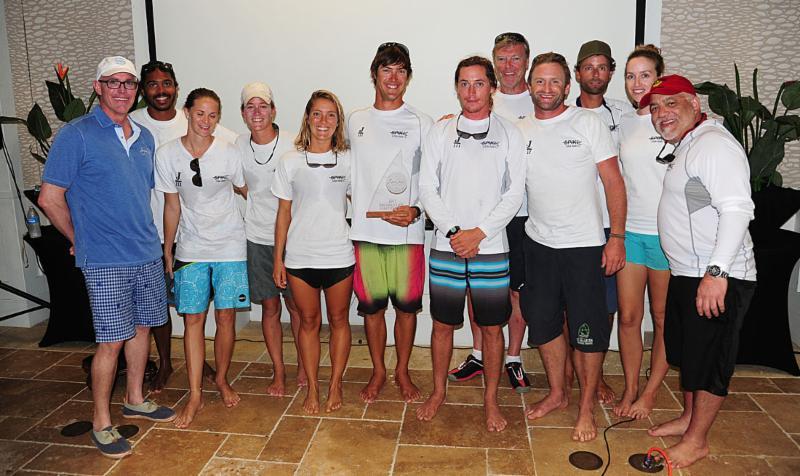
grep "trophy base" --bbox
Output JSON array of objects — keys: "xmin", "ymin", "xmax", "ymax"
[{"xmin": 366, "ymin": 211, "xmax": 393, "ymax": 218}]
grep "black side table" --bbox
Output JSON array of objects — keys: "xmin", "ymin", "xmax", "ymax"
[{"xmin": 23, "ymin": 225, "xmax": 94, "ymax": 346}]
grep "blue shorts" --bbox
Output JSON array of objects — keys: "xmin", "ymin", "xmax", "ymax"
[
  {"xmin": 625, "ymin": 231, "xmax": 670, "ymax": 271},
  {"xmin": 428, "ymin": 250, "xmax": 511, "ymax": 327},
  {"xmin": 173, "ymin": 261, "xmax": 250, "ymax": 314},
  {"xmin": 82, "ymin": 259, "xmax": 168, "ymax": 343}
]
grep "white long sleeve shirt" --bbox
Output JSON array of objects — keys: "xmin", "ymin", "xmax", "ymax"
[
  {"xmin": 657, "ymin": 119, "xmax": 756, "ymax": 280},
  {"xmin": 419, "ymin": 112, "xmax": 525, "ymax": 254}
]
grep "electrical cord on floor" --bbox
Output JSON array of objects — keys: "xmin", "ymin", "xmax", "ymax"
[{"xmin": 600, "ymin": 416, "xmax": 636, "ymax": 476}]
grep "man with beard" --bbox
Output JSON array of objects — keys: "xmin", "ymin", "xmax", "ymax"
[
  {"xmin": 347, "ymin": 43, "xmax": 432, "ymax": 404},
  {"xmin": 130, "ymin": 60, "xmax": 237, "ymax": 391},
  {"xmin": 644, "ymin": 75, "xmax": 756, "ymax": 470},
  {"xmin": 571, "ymin": 40, "xmax": 634, "ymax": 404},
  {"xmin": 518, "ymin": 52, "xmax": 626, "ymax": 442},
  {"xmin": 417, "ymin": 56, "xmax": 525, "ymax": 431},
  {"xmin": 447, "ymin": 33, "xmax": 533, "ymax": 394}
]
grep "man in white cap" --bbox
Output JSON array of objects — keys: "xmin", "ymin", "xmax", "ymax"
[
  {"xmin": 235, "ymin": 82, "xmax": 306, "ymax": 395},
  {"xmin": 39, "ymin": 56, "xmax": 176, "ymax": 459}
]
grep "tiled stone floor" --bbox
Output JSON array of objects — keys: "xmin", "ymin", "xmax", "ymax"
[{"xmin": 1, "ymin": 321, "xmax": 799, "ymax": 475}]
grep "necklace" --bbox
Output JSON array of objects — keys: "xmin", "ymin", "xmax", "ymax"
[{"xmin": 250, "ymin": 125, "xmax": 280, "ymax": 165}]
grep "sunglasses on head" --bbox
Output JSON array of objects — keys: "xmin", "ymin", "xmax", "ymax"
[
  {"xmin": 377, "ymin": 42, "xmax": 409, "ymax": 56},
  {"xmin": 455, "ymin": 114, "xmax": 491, "ymax": 140},
  {"xmin": 189, "ymin": 158, "xmax": 202, "ymax": 186},
  {"xmin": 141, "ymin": 60, "xmax": 174, "ymax": 77},
  {"xmin": 304, "ymin": 150, "xmax": 338, "ymax": 168},
  {"xmin": 494, "ymin": 32, "xmax": 528, "ymax": 47}
]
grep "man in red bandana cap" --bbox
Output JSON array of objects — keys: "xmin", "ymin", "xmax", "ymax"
[{"xmin": 643, "ymin": 75, "xmax": 757, "ymax": 469}]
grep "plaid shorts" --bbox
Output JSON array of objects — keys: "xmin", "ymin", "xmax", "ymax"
[{"xmin": 82, "ymin": 259, "xmax": 168, "ymax": 343}]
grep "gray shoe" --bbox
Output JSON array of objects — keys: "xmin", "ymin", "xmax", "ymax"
[
  {"xmin": 122, "ymin": 399, "xmax": 176, "ymax": 422},
  {"xmin": 90, "ymin": 426, "xmax": 132, "ymax": 459}
]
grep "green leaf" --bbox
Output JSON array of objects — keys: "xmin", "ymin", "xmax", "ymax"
[
  {"xmin": 30, "ymin": 151, "xmax": 48, "ymax": 165},
  {"xmin": 781, "ymin": 81, "xmax": 800, "ymax": 110},
  {"xmin": 739, "ymin": 96, "xmax": 763, "ymax": 126},
  {"xmin": 0, "ymin": 116, "xmax": 28, "ymax": 126},
  {"xmin": 62, "ymin": 98, "xmax": 86, "ymax": 122},
  {"xmin": 775, "ymin": 115, "xmax": 800, "ymax": 141},
  {"xmin": 708, "ymin": 86, "xmax": 740, "ymax": 118},
  {"xmin": 26, "ymin": 103, "xmax": 52, "ymax": 141},
  {"xmin": 749, "ymin": 134, "xmax": 785, "ymax": 186},
  {"xmin": 693, "ymin": 81, "xmax": 725, "ymax": 96},
  {"xmin": 46, "ymin": 80, "xmax": 72, "ymax": 121},
  {"xmin": 771, "ymin": 170, "xmax": 783, "ymax": 187},
  {"xmin": 752, "ymin": 69, "xmax": 760, "ymax": 103}
]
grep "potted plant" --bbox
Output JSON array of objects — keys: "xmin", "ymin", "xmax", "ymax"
[
  {"xmin": 696, "ymin": 66, "xmax": 800, "ymax": 375},
  {"xmin": 1, "ymin": 64, "xmax": 96, "ymax": 205}
]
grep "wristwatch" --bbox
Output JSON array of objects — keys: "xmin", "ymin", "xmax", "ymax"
[
  {"xmin": 445, "ymin": 226, "xmax": 461, "ymax": 238},
  {"xmin": 410, "ymin": 206, "xmax": 422, "ymax": 224},
  {"xmin": 705, "ymin": 265, "xmax": 729, "ymax": 279}
]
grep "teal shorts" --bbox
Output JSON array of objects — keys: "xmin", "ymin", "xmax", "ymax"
[
  {"xmin": 173, "ymin": 260, "xmax": 250, "ymax": 314},
  {"xmin": 625, "ymin": 232, "xmax": 670, "ymax": 271}
]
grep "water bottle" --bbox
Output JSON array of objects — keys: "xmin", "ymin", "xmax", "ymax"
[{"xmin": 26, "ymin": 206, "xmax": 42, "ymax": 238}]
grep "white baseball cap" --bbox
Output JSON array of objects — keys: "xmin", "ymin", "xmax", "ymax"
[
  {"xmin": 96, "ymin": 56, "xmax": 138, "ymax": 80},
  {"xmin": 241, "ymin": 82, "xmax": 273, "ymax": 106}
]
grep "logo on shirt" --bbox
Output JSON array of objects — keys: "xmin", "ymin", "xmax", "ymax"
[
  {"xmin": 481, "ymin": 140, "xmax": 500, "ymax": 149},
  {"xmin": 562, "ymin": 139, "xmax": 583, "ymax": 148},
  {"xmin": 139, "ymin": 146, "xmax": 153, "ymax": 157},
  {"xmin": 329, "ymin": 175, "xmax": 346, "ymax": 183},
  {"xmin": 650, "ymin": 135, "xmax": 665, "ymax": 144},
  {"xmin": 390, "ymin": 130, "xmax": 409, "ymax": 139},
  {"xmin": 453, "ymin": 137, "xmax": 462, "ymax": 148},
  {"xmin": 174, "ymin": 172, "xmax": 182, "ymax": 187},
  {"xmin": 577, "ymin": 323, "xmax": 593, "ymax": 346},
  {"xmin": 213, "ymin": 175, "xmax": 228, "ymax": 183},
  {"xmin": 525, "ymin": 140, "xmax": 533, "ymax": 155},
  {"xmin": 357, "ymin": 126, "xmax": 365, "ymax": 137}
]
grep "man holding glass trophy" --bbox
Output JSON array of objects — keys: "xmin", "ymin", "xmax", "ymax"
[{"xmin": 347, "ymin": 42, "xmax": 433, "ymax": 404}]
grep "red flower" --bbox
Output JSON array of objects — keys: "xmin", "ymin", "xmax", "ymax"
[{"xmin": 56, "ymin": 63, "xmax": 69, "ymax": 81}]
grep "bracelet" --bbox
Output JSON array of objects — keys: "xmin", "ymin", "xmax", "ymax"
[{"xmin": 608, "ymin": 232, "xmax": 626, "ymax": 240}]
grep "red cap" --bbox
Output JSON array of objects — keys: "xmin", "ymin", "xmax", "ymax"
[{"xmin": 639, "ymin": 74, "xmax": 696, "ymax": 108}]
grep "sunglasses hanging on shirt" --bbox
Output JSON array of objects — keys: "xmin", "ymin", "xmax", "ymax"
[
  {"xmin": 455, "ymin": 113, "xmax": 491, "ymax": 140},
  {"xmin": 304, "ymin": 150, "xmax": 338, "ymax": 168},
  {"xmin": 189, "ymin": 158, "xmax": 202, "ymax": 186}
]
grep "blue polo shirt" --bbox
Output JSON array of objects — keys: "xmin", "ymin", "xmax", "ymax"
[{"xmin": 42, "ymin": 106, "xmax": 162, "ymax": 268}]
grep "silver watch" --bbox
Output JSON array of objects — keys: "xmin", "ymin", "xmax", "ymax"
[{"xmin": 705, "ymin": 265, "xmax": 729, "ymax": 279}]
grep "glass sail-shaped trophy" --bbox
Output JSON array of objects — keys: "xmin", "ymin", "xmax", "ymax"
[{"xmin": 366, "ymin": 151, "xmax": 410, "ymax": 218}]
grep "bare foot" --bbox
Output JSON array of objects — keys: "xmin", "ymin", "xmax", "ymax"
[
  {"xmin": 597, "ymin": 377, "xmax": 616, "ymax": 405},
  {"xmin": 416, "ymin": 393, "xmax": 445, "ymax": 421},
  {"xmin": 303, "ymin": 387, "xmax": 320, "ymax": 414},
  {"xmin": 395, "ymin": 372, "xmax": 421, "ymax": 403},
  {"xmin": 174, "ymin": 392, "xmax": 204, "ymax": 429},
  {"xmin": 266, "ymin": 374, "xmax": 286, "ymax": 397},
  {"xmin": 149, "ymin": 363, "xmax": 173, "ymax": 393},
  {"xmin": 359, "ymin": 370, "xmax": 386, "ymax": 403},
  {"xmin": 485, "ymin": 402, "xmax": 507, "ymax": 432},
  {"xmin": 629, "ymin": 391, "xmax": 657, "ymax": 420},
  {"xmin": 648, "ymin": 414, "xmax": 691, "ymax": 437},
  {"xmin": 324, "ymin": 383, "xmax": 343, "ymax": 413},
  {"xmin": 572, "ymin": 409, "xmax": 597, "ymax": 442},
  {"xmin": 216, "ymin": 380, "xmax": 240, "ymax": 408},
  {"xmin": 525, "ymin": 391, "xmax": 568, "ymax": 420},
  {"xmin": 665, "ymin": 439, "xmax": 709, "ymax": 469},
  {"xmin": 612, "ymin": 388, "xmax": 637, "ymax": 417}
]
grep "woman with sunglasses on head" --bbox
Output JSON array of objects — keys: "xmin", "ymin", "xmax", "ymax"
[
  {"xmin": 613, "ymin": 45, "xmax": 671, "ymax": 420},
  {"xmin": 155, "ymin": 88, "xmax": 248, "ymax": 428},
  {"xmin": 271, "ymin": 90, "xmax": 354, "ymax": 415}
]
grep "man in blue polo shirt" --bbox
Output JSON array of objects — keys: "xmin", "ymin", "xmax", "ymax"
[{"xmin": 39, "ymin": 56, "xmax": 175, "ymax": 459}]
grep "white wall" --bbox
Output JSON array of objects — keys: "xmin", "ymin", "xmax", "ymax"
[{"xmin": 132, "ymin": 0, "xmax": 647, "ymax": 135}]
